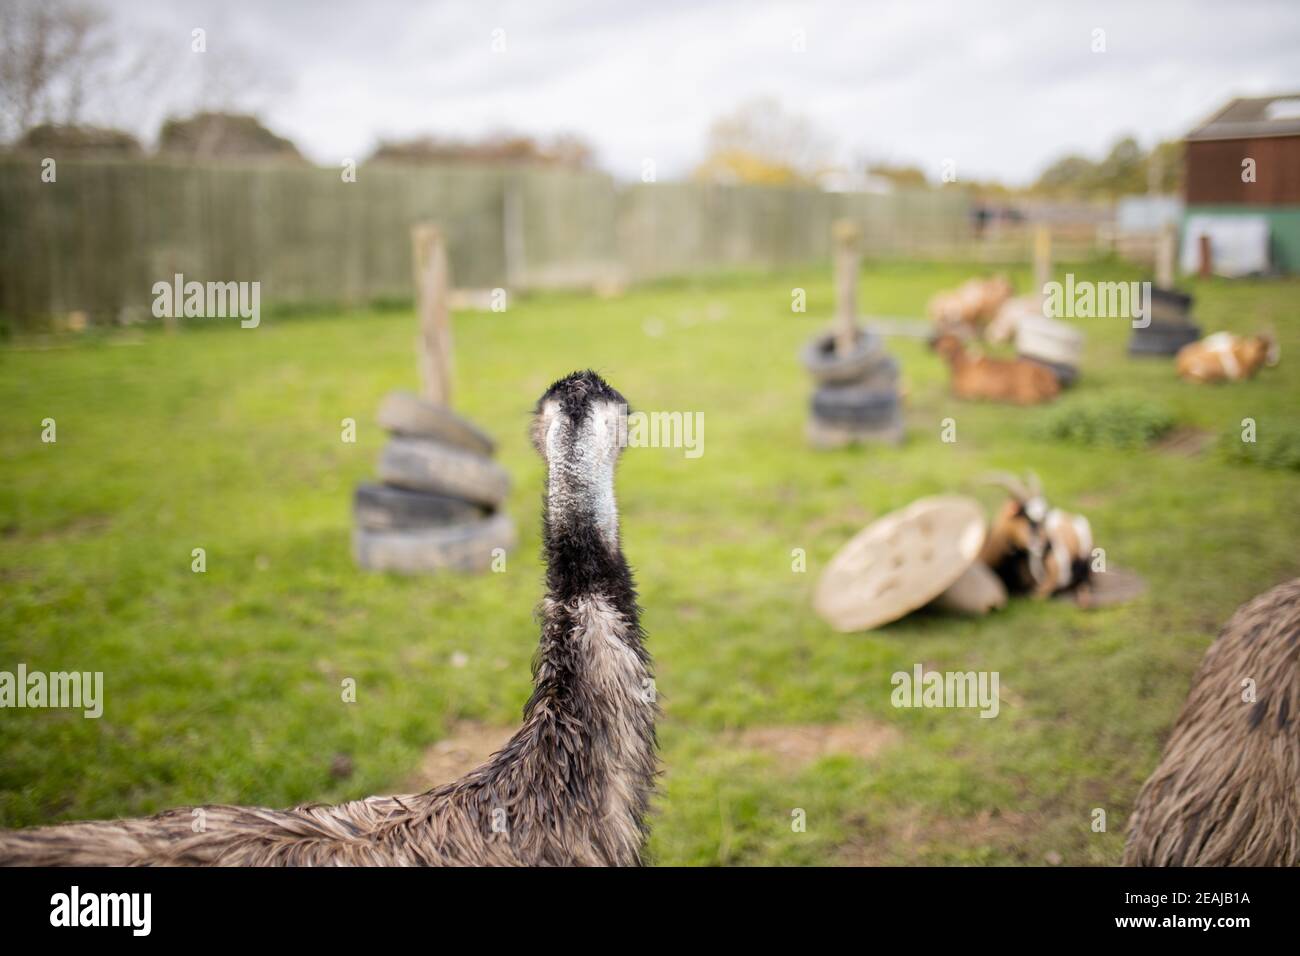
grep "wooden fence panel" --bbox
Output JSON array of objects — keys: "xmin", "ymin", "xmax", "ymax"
[{"xmin": 0, "ymin": 157, "xmax": 972, "ymax": 324}]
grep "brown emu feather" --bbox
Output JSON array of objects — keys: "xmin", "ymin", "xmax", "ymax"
[
  {"xmin": 1123, "ymin": 578, "xmax": 1300, "ymax": 866},
  {"xmin": 0, "ymin": 370, "xmax": 658, "ymax": 867}
]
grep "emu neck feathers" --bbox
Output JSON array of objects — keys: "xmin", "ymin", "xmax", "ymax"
[{"xmin": 471, "ymin": 417, "xmax": 655, "ymax": 865}]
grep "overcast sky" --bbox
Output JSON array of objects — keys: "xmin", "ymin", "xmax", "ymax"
[{"xmin": 109, "ymin": 0, "xmax": 1300, "ymax": 184}]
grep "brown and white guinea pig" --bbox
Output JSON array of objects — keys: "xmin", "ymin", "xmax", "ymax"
[
  {"xmin": 1176, "ymin": 332, "xmax": 1279, "ymax": 384},
  {"xmin": 978, "ymin": 472, "xmax": 1093, "ymax": 598}
]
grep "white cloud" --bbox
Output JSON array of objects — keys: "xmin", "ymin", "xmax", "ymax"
[{"xmin": 107, "ymin": 0, "xmax": 1300, "ymax": 183}]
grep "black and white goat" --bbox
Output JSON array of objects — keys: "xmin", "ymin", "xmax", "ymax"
[{"xmin": 978, "ymin": 472, "xmax": 1093, "ymax": 599}]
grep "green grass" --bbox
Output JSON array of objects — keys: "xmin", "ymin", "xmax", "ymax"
[
  {"xmin": 1032, "ymin": 394, "xmax": 1176, "ymax": 449},
  {"xmin": 2, "ymin": 259, "xmax": 1297, "ymax": 865}
]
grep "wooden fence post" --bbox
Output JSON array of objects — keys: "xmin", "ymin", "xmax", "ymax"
[
  {"xmin": 411, "ymin": 223, "xmax": 453, "ymax": 407},
  {"xmin": 1156, "ymin": 222, "xmax": 1177, "ymax": 287},
  {"xmin": 832, "ymin": 218, "xmax": 861, "ymax": 356},
  {"xmin": 1033, "ymin": 225, "xmax": 1052, "ymax": 295}
]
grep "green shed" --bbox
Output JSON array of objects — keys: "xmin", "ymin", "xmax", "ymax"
[{"xmin": 1184, "ymin": 93, "xmax": 1300, "ymax": 274}]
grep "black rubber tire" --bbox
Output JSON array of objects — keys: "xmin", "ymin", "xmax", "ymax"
[
  {"xmin": 1020, "ymin": 355, "xmax": 1079, "ymax": 388},
  {"xmin": 376, "ymin": 391, "xmax": 496, "ymax": 456},
  {"xmin": 353, "ymin": 513, "xmax": 516, "ymax": 574},
  {"xmin": 378, "ymin": 437, "xmax": 511, "ymax": 507},
  {"xmin": 800, "ymin": 330, "xmax": 891, "ymax": 385},
  {"xmin": 1150, "ymin": 286, "xmax": 1193, "ymax": 315},
  {"xmin": 811, "ymin": 384, "xmax": 900, "ymax": 426},
  {"xmin": 1128, "ymin": 321, "xmax": 1202, "ymax": 357},
  {"xmin": 353, "ymin": 482, "xmax": 486, "ymax": 531},
  {"xmin": 806, "ymin": 412, "xmax": 905, "ymax": 449},
  {"xmin": 856, "ymin": 354, "xmax": 900, "ymax": 389}
]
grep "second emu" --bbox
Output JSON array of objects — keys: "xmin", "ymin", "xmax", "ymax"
[{"xmin": 1123, "ymin": 578, "xmax": 1300, "ymax": 866}]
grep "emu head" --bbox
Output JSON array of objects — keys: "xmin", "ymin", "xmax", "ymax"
[{"xmin": 532, "ymin": 370, "xmax": 629, "ymax": 548}]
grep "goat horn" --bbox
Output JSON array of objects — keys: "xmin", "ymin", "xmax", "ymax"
[{"xmin": 979, "ymin": 471, "xmax": 1029, "ymax": 500}]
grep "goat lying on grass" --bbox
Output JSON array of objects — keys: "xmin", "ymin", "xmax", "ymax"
[
  {"xmin": 1176, "ymin": 331, "xmax": 1278, "ymax": 384},
  {"xmin": 927, "ymin": 275, "xmax": 1013, "ymax": 337},
  {"xmin": 978, "ymin": 472, "xmax": 1093, "ymax": 599},
  {"xmin": 931, "ymin": 333, "xmax": 1060, "ymax": 406}
]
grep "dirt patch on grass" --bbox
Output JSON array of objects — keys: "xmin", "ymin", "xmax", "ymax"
[
  {"xmin": 1156, "ymin": 426, "xmax": 1215, "ymax": 457},
  {"xmin": 408, "ymin": 720, "xmax": 515, "ymax": 790},
  {"xmin": 729, "ymin": 720, "xmax": 901, "ymax": 770},
  {"xmin": 34, "ymin": 515, "xmax": 112, "ymax": 542},
  {"xmin": 407, "ymin": 719, "xmax": 899, "ymax": 792},
  {"xmin": 1074, "ymin": 490, "xmax": 1116, "ymax": 510},
  {"xmin": 837, "ymin": 807, "xmax": 1037, "ymax": 865},
  {"xmin": 1067, "ymin": 567, "xmax": 1149, "ymax": 608}
]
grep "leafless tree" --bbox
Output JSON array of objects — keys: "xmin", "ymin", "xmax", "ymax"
[
  {"xmin": 0, "ymin": 0, "xmax": 164, "ymax": 144},
  {"xmin": 1, "ymin": 0, "xmax": 102, "ymax": 140},
  {"xmin": 191, "ymin": 37, "xmax": 289, "ymax": 119}
]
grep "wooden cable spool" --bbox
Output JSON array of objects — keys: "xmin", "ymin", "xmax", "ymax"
[{"xmin": 813, "ymin": 496, "xmax": 990, "ymax": 632}]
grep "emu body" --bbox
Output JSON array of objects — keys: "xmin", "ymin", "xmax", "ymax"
[
  {"xmin": 1123, "ymin": 579, "xmax": 1300, "ymax": 866},
  {"xmin": 0, "ymin": 370, "xmax": 657, "ymax": 867}
]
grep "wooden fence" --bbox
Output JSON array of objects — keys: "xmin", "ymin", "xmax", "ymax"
[{"xmin": 0, "ymin": 156, "xmax": 974, "ymax": 324}]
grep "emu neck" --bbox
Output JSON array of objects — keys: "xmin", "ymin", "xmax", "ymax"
[
  {"xmin": 545, "ymin": 430, "xmax": 620, "ymax": 553},
  {"xmin": 515, "ymin": 444, "xmax": 656, "ymax": 860},
  {"xmin": 537, "ymin": 444, "xmax": 645, "ymax": 704}
]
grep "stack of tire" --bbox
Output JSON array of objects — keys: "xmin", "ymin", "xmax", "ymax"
[
  {"xmin": 1128, "ymin": 287, "xmax": 1201, "ymax": 356},
  {"xmin": 1016, "ymin": 313, "xmax": 1086, "ymax": 387},
  {"xmin": 801, "ymin": 329, "xmax": 903, "ymax": 449},
  {"xmin": 352, "ymin": 391, "xmax": 515, "ymax": 573}
]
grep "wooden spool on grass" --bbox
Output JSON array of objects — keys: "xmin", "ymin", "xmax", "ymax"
[{"xmin": 813, "ymin": 496, "xmax": 999, "ymax": 632}]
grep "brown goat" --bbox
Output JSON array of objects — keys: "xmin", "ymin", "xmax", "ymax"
[
  {"xmin": 928, "ymin": 275, "xmax": 1014, "ymax": 336},
  {"xmin": 1123, "ymin": 578, "xmax": 1300, "ymax": 866},
  {"xmin": 1176, "ymin": 332, "xmax": 1279, "ymax": 384},
  {"xmin": 0, "ymin": 370, "xmax": 658, "ymax": 866},
  {"xmin": 932, "ymin": 333, "xmax": 1060, "ymax": 405}
]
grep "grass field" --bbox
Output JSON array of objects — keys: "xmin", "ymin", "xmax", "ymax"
[{"xmin": 2, "ymin": 259, "xmax": 1297, "ymax": 865}]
